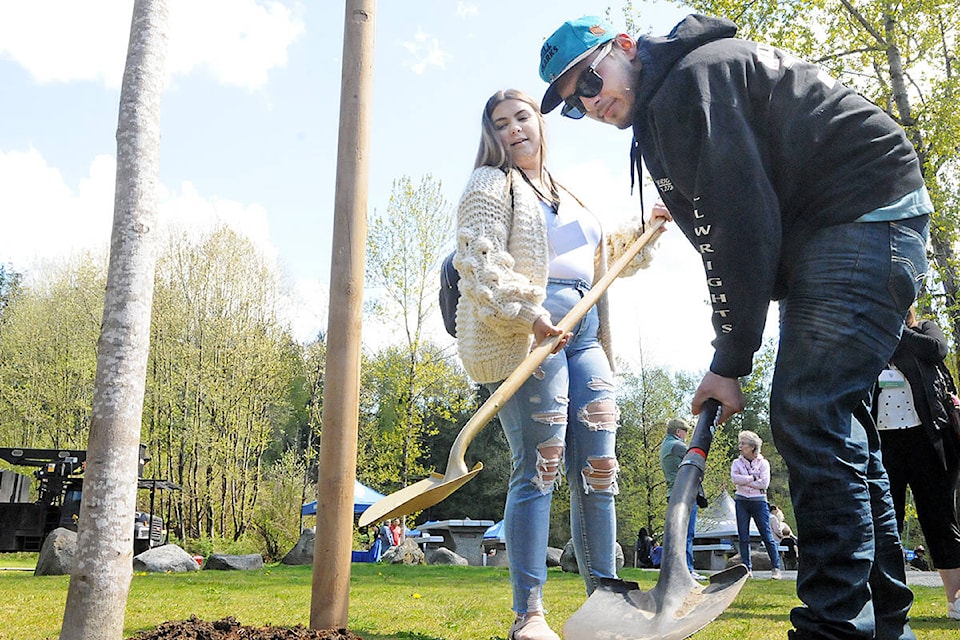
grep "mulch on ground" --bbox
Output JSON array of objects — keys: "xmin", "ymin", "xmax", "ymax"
[{"xmin": 126, "ymin": 616, "xmax": 363, "ymax": 640}]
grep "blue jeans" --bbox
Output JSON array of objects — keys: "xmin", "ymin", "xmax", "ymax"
[
  {"xmin": 735, "ymin": 497, "xmax": 780, "ymax": 571},
  {"xmin": 686, "ymin": 504, "xmax": 698, "ymax": 573},
  {"xmin": 771, "ymin": 217, "xmax": 927, "ymax": 640},
  {"xmin": 488, "ymin": 279, "xmax": 619, "ymax": 614}
]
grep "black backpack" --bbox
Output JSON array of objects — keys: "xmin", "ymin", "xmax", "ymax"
[{"xmin": 439, "ymin": 251, "xmax": 459, "ymax": 337}]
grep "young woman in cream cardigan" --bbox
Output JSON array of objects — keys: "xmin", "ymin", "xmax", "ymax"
[{"xmin": 452, "ymin": 88, "xmax": 665, "ymax": 640}]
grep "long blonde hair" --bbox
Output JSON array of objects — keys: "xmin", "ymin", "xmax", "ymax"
[{"xmin": 474, "ymin": 89, "xmax": 549, "ymax": 171}]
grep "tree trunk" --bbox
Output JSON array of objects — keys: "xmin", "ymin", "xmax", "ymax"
[{"xmin": 59, "ymin": 1, "xmax": 168, "ymax": 639}]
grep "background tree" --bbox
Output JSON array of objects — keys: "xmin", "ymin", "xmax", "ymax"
[
  {"xmin": 0, "ymin": 263, "xmax": 22, "ymax": 322},
  {"xmin": 609, "ymin": 354, "xmax": 740, "ymax": 549},
  {"xmin": 417, "ymin": 382, "xmax": 510, "ymax": 522},
  {"xmin": 145, "ymin": 226, "xmax": 298, "ymax": 544},
  {"xmin": 0, "ymin": 256, "xmax": 104, "ymax": 447},
  {"xmin": 60, "ymin": 1, "xmax": 168, "ymax": 638},
  {"xmin": 362, "ymin": 175, "xmax": 472, "ymax": 497}
]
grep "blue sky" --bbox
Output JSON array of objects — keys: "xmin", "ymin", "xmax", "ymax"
[{"xmin": 0, "ymin": 0, "xmax": 777, "ymax": 375}]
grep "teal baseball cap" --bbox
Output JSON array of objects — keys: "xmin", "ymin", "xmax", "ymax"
[{"xmin": 539, "ymin": 16, "xmax": 616, "ymax": 113}]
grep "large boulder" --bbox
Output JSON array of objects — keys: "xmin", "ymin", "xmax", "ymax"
[
  {"xmin": 381, "ymin": 538, "xmax": 425, "ymax": 565},
  {"xmin": 35, "ymin": 527, "xmax": 77, "ymax": 576},
  {"xmin": 545, "ymin": 546, "xmax": 563, "ymax": 568},
  {"xmin": 204, "ymin": 553, "xmax": 264, "ymax": 571},
  {"xmin": 727, "ymin": 549, "xmax": 776, "ymax": 571},
  {"xmin": 282, "ymin": 528, "xmax": 315, "ymax": 565},
  {"xmin": 560, "ymin": 540, "xmax": 579, "ymax": 573},
  {"xmin": 560, "ymin": 539, "xmax": 625, "ymax": 574},
  {"xmin": 133, "ymin": 544, "xmax": 199, "ymax": 573},
  {"xmin": 426, "ymin": 547, "xmax": 468, "ymax": 566}
]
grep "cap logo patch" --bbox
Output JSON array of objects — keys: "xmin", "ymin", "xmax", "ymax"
[
  {"xmin": 540, "ymin": 41, "xmax": 558, "ymax": 75},
  {"xmin": 589, "ymin": 25, "xmax": 606, "ymax": 37}
]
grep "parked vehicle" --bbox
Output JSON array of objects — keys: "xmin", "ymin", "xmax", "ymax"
[{"xmin": 0, "ymin": 445, "xmax": 178, "ymax": 554}]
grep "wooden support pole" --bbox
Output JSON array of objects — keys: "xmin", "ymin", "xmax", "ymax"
[{"xmin": 310, "ymin": 0, "xmax": 376, "ymax": 630}]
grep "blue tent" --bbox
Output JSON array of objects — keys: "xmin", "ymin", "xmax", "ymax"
[
  {"xmin": 484, "ymin": 519, "xmax": 505, "ymax": 542},
  {"xmin": 301, "ymin": 480, "xmax": 387, "ymax": 516}
]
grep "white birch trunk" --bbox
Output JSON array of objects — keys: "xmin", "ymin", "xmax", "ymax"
[{"xmin": 60, "ymin": 1, "xmax": 168, "ymax": 638}]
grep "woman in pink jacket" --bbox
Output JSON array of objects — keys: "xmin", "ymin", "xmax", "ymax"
[{"xmin": 731, "ymin": 430, "xmax": 782, "ymax": 579}]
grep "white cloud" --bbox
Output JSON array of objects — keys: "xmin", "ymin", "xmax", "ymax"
[
  {"xmin": 159, "ymin": 181, "xmax": 277, "ymax": 265},
  {"xmin": 401, "ymin": 29, "xmax": 451, "ymax": 75},
  {"xmin": 456, "ymin": 2, "xmax": 479, "ymax": 18},
  {"xmin": 0, "ymin": 0, "xmax": 304, "ymax": 89},
  {"xmin": 282, "ymin": 277, "xmax": 329, "ymax": 343},
  {"xmin": 0, "ymin": 145, "xmax": 331, "ymax": 345},
  {"xmin": 167, "ymin": 0, "xmax": 305, "ymax": 90},
  {"xmin": 0, "ymin": 148, "xmax": 113, "ymax": 273}
]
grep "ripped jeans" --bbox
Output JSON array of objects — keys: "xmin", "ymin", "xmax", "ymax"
[{"xmin": 488, "ymin": 279, "xmax": 619, "ymax": 615}]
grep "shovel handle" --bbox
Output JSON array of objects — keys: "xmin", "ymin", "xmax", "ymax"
[
  {"xmin": 687, "ymin": 398, "xmax": 722, "ymax": 459},
  {"xmin": 660, "ymin": 398, "xmax": 722, "ymax": 582},
  {"xmin": 442, "ymin": 218, "xmax": 665, "ymax": 481}
]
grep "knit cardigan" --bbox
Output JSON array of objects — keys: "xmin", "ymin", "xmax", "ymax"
[
  {"xmin": 731, "ymin": 454, "xmax": 770, "ymax": 499},
  {"xmin": 453, "ymin": 165, "xmax": 655, "ymax": 384}
]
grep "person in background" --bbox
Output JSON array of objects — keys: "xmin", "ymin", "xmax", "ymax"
[
  {"xmin": 649, "ymin": 536, "xmax": 663, "ymax": 569},
  {"xmin": 539, "ymin": 13, "xmax": 930, "ymax": 639},
  {"xmin": 634, "ymin": 526, "xmax": 655, "ymax": 568},
  {"xmin": 910, "ymin": 546, "xmax": 930, "ymax": 572},
  {"xmin": 873, "ymin": 306, "xmax": 960, "ymax": 620},
  {"xmin": 659, "ymin": 418, "xmax": 704, "ymax": 580},
  {"xmin": 731, "ymin": 430, "xmax": 782, "ymax": 579},
  {"xmin": 452, "ymin": 88, "xmax": 662, "ymax": 640},
  {"xmin": 389, "ymin": 518, "xmax": 402, "ymax": 546},
  {"xmin": 769, "ymin": 504, "xmax": 798, "ymax": 570},
  {"xmin": 379, "ymin": 520, "xmax": 394, "ymax": 550}
]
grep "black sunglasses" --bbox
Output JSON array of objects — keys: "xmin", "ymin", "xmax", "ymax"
[{"xmin": 561, "ymin": 42, "xmax": 612, "ymax": 119}]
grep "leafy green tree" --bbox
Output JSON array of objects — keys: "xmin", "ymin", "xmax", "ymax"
[
  {"xmin": 145, "ymin": 226, "xmax": 299, "ymax": 543},
  {"xmin": 0, "ymin": 263, "xmax": 22, "ymax": 322},
  {"xmin": 357, "ymin": 341, "xmax": 474, "ymax": 503},
  {"xmin": 0, "ymin": 256, "xmax": 104, "ymax": 447},
  {"xmin": 418, "ymin": 383, "xmax": 511, "ymax": 523},
  {"xmin": 361, "ymin": 175, "xmax": 471, "ymax": 496},
  {"xmin": 250, "ymin": 448, "xmax": 309, "ymax": 561},
  {"xmin": 609, "ymin": 355, "xmax": 737, "ymax": 549}
]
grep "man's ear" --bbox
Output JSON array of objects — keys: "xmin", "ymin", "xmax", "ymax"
[{"xmin": 614, "ymin": 33, "xmax": 636, "ymax": 59}]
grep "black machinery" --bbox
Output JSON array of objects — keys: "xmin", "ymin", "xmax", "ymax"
[{"xmin": 0, "ymin": 445, "xmax": 179, "ymax": 554}]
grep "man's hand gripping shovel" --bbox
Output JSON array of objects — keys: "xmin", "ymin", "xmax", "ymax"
[
  {"xmin": 562, "ymin": 398, "xmax": 748, "ymax": 640},
  {"xmin": 358, "ymin": 218, "xmax": 664, "ymax": 529}
]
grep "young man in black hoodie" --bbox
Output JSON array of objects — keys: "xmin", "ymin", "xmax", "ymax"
[{"xmin": 539, "ymin": 14, "xmax": 930, "ymax": 640}]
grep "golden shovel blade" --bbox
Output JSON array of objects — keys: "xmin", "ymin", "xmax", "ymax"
[{"xmin": 357, "ymin": 462, "xmax": 483, "ymax": 528}]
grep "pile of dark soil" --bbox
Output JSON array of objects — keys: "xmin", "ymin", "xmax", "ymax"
[{"xmin": 126, "ymin": 616, "xmax": 364, "ymax": 640}]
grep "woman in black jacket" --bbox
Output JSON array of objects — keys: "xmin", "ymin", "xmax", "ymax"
[{"xmin": 874, "ymin": 306, "xmax": 960, "ymax": 620}]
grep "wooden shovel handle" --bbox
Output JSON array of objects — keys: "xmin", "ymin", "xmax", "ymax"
[{"xmin": 443, "ymin": 217, "xmax": 665, "ymax": 480}]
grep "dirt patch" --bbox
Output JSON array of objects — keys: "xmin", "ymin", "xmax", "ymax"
[{"xmin": 126, "ymin": 616, "xmax": 364, "ymax": 640}]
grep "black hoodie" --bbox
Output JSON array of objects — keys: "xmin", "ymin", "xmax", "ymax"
[{"xmin": 632, "ymin": 15, "xmax": 924, "ymax": 378}]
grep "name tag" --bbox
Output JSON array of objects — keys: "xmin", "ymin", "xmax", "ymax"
[
  {"xmin": 878, "ymin": 368, "xmax": 905, "ymax": 389},
  {"xmin": 549, "ymin": 220, "xmax": 588, "ymax": 255}
]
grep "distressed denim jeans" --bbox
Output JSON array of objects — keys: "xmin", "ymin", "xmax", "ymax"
[
  {"xmin": 772, "ymin": 217, "xmax": 927, "ymax": 640},
  {"xmin": 734, "ymin": 497, "xmax": 781, "ymax": 571},
  {"xmin": 488, "ymin": 279, "xmax": 619, "ymax": 615}
]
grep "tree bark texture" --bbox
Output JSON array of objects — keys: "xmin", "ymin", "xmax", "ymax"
[{"xmin": 60, "ymin": 1, "xmax": 168, "ymax": 638}]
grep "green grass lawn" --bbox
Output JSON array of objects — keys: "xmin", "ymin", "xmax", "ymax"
[{"xmin": 0, "ymin": 559, "xmax": 956, "ymax": 639}]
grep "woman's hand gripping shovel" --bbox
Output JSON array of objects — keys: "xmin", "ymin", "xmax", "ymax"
[
  {"xmin": 562, "ymin": 398, "xmax": 749, "ymax": 640},
  {"xmin": 358, "ymin": 218, "xmax": 664, "ymax": 529}
]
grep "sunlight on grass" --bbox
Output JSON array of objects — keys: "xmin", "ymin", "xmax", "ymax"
[{"xmin": 0, "ymin": 563, "xmax": 955, "ymax": 640}]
